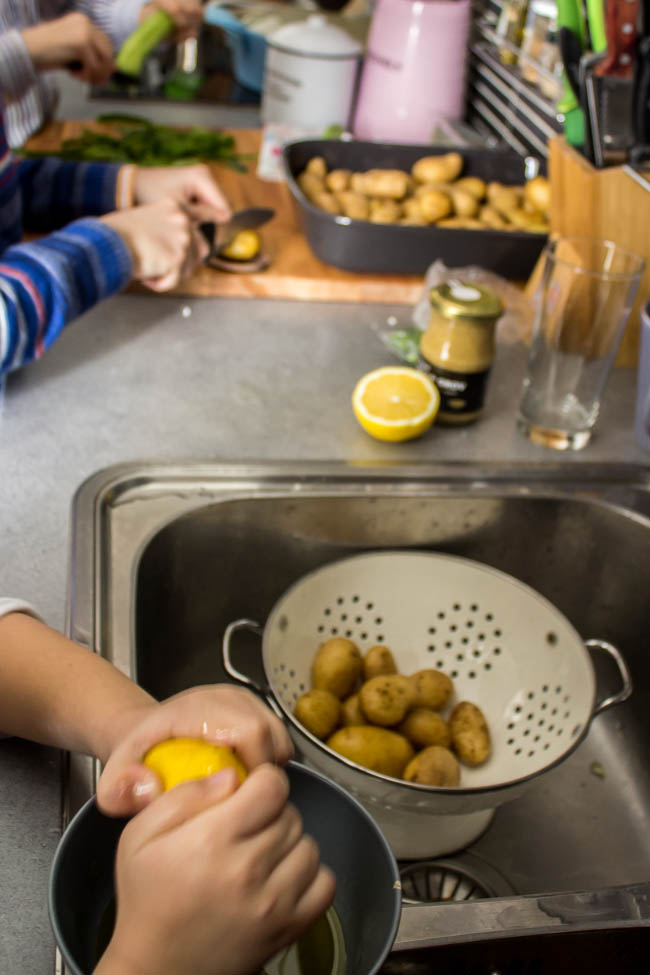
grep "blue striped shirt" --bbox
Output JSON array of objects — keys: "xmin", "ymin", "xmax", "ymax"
[{"xmin": 0, "ymin": 109, "xmax": 132, "ymax": 380}]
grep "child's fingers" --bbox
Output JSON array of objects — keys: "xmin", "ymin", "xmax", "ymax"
[
  {"xmin": 96, "ymin": 761, "xmax": 163, "ymax": 817},
  {"xmin": 200, "ymin": 763, "xmax": 290, "ymax": 840},
  {"xmin": 244, "ymin": 802, "xmax": 304, "ymax": 876},
  {"xmin": 118, "ymin": 767, "xmax": 240, "ymax": 855},
  {"xmin": 289, "ymin": 865, "xmax": 337, "ymax": 938}
]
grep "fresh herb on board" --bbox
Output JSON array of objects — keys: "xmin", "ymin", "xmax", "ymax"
[{"xmin": 21, "ymin": 114, "xmax": 251, "ymax": 171}]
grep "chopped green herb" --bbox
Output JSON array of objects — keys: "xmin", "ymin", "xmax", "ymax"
[
  {"xmin": 589, "ymin": 761, "xmax": 605, "ymax": 779},
  {"xmin": 21, "ymin": 115, "xmax": 251, "ymax": 171}
]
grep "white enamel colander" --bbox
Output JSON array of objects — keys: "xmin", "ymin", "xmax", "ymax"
[{"xmin": 224, "ymin": 551, "xmax": 632, "ymax": 858}]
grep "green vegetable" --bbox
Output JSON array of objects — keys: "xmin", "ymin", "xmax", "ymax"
[
  {"xmin": 115, "ymin": 9, "xmax": 175, "ymax": 78},
  {"xmin": 21, "ymin": 115, "xmax": 251, "ymax": 170}
]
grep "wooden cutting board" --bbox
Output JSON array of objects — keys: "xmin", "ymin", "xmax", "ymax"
[{"xmin": 26, "ymin": 124, "xmax": 424, "ymax": 305}]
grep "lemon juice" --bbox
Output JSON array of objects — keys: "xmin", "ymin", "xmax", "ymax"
[{"xmin": 263, "ymin": 906, "xmax": 346, "ymax": 975}]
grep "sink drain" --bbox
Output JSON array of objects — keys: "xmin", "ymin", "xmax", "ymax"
[{"xmin": 399, "ymin": 852, "xmax": 517, "ymax": 903}]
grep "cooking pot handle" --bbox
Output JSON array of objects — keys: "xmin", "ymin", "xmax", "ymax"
[
  {"xmin": 222, "ymin": 618, "xmax": 284, "ymax": 719},
  {"xmin": 585, "ymin": 638, "xmax": 633, "ymax": 717}
]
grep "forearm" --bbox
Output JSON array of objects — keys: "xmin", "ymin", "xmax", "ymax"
[
  {"xmin": 0, "ymin": 613, "xmax": 155, "ymax": 761},
  {"xmin": 0, "ymin": 218, "xmax": 131, "ymax": 378}
]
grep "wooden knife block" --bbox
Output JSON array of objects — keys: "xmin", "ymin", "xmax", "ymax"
[{"xmin": 547, "ymin": 136, "xmax": 650, "ymax": 367}]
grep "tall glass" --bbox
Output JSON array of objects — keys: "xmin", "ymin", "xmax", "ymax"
[{"xmin": 517, "ymin": 237, "xmax": 644, "ymax": 450}]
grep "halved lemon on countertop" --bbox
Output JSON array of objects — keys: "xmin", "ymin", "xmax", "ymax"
[
  {"xmin": 143, "ymin": 737, "xmax": 248, "ymax": 791},
  {"xmin": 352, "ymin": 366, "xmax": 440, "ymax": 442}
]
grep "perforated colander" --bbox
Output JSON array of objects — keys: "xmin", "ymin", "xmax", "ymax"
[{"xmin": 224, "ymin": 551, "xmax": 632, "ymax": 857}]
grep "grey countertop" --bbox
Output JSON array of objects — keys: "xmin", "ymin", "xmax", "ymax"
[{"xmin": 1, "ymin": 247, "xmax": 649, "ymax": 973}]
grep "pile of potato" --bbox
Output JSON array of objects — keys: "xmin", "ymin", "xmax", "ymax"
[
  {"xmin": 296, "ymin": 152, "xmax": 551, "ymax": 233},
  {"xmin": 293, "ymin": 637, "xmax": 491, "ymax": 787}
]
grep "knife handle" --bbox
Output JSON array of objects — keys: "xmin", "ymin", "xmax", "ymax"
[{"xmin": 595, "ymin": 0, "xmax": 638, "ymax": 78}]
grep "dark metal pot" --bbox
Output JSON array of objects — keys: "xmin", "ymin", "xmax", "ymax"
[{"xmin": 49, "ymin": 761, "xmax": 401, "ymax": 975}]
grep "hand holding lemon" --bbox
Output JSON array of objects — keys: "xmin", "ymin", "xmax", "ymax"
[{"xmin": 143, "ymin": 737, "xmax": 248, "ymax": 790}]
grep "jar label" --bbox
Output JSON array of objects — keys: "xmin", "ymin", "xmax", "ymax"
[{"xmin": 422, "ymin": 362, "xmax": 490, "ymax": 416}]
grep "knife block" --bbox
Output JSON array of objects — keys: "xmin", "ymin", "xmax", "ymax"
[{"xmin": 547, "ymin": 135, "xmax": 650, "ymax": 367}]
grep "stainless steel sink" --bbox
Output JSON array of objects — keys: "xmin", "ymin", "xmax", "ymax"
[{"xmin": 67, "ymin": 461, "xmax": 650, "ymax": 971}]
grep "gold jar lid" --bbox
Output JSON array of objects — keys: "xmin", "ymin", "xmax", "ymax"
[{"xmin": 430, "ymin": 280, "xmax": 504, "ymax": 320}]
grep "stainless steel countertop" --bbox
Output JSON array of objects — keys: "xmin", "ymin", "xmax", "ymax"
[{"xmin": 0, "ymin": 288, "xmax": 648, "ymax": 974}]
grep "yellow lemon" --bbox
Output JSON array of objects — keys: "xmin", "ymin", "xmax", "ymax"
[
  {"xmin": 143, "ymin": 738, "xmax": 247, "ymax": 791},
  {"xmin": 352, "ymin": 366, "xmax": 440, "ymax": 442},
  {"xmin": 219, "ymin": 229, "xmax": 261, "ymax": 262}
]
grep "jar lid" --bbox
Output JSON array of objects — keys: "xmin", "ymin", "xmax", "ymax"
[
  {"xmin": 267, "ymin": 14, "xmax": 361, "ymax": 57},
  {"xmin": 430, "ymin": 279, "xmax": 504, "ymax": 319}
]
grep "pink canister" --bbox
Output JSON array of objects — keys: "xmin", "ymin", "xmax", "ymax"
[{"xmin": 353, "ymin": 0, "xmax": 471, "ymax": 143}]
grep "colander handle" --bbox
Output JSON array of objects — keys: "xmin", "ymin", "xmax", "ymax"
[
  {"xmin": 585, "ymin": 639, "xmax": 633, "ymax": 717},
  {"xmin": 222, "ymin": 618, "xmax": 284, "ymax": 719}
]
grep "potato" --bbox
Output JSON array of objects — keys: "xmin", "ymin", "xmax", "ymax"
[
  {"xmin": 337, "ymin": 190, "xmax": 369, "ymax": 221},
  {"xmin": 305, "ymin": 156, "xmax": 327, "ymax": 179},
  {"xmin": 448, "ymin": 187, "xmax": 480, "ymax": 218},
  {"xmin": 350, "ymin": 171, "xmax": 368, "ymax": 194},
  {"xmin": 363, "ymin": 644, "xmax": 398, "ymax": 681},
  {"xmin": 437, "ymin": 217, "xmax": 485, "ymax": 229},
  {"xmin": 454, "ymin": 176, "xmax": 487, "ymax": 200},
  {"xmin": 412, "ymin": 152, "xmax": 463, "ymax": 184},
  {"xmin": 294, "ymin": 689, "xmax": 341, "ymax": 740},
  {"xmin": 359, "ymin": 674, "xmax": 416, "ymax": 726},
  {"xmin": 403, "ymin": 745, "xmax": 460, "ymax": 786},
  {"xmin": 449, "ymin": 701, "xmax": 491, "ymax": 766},
  {"xmin": 479, "ymin": 204, "xmax": 508, "ymax": 229},
  {"xmin": 491, "ymin": 187, "xmax": 524, "ymax": 217},
  {"xmin": 368, "ymin": 198, "xmax": 402, "ymax": 224},
  {"xmin": 410, "ymin": 669, "xmax": 453, "ymax": 710},
  {"xmin": 297, "ymin": 170, "xmax": 325, "ymax": 204},
  {"xmin": 327, "ymin": 725, "xmax": 414, "ymax": 777},
  {"xmin": 340, "ymin": 692, "xmax": 366, "ymax": 726},
  {"xmin": 524, "ymin": 175, "xmax": 551, "ymax": 215},
  {"xmin": 398, "ymin": 707, "xmax": 451, "ymax": 749},
  {"xmin": 418, "ymin": 189, "xmax": 452, "ymax": 223},
  {"xmin": 401, "ymin": 196, "xmax": 426, "ymax": 223},
  {"xmin": 312, "ymin": 637, "xmax": 362, "ymax": 699},
  {"xmin": 505, "ymin": 207, "xmax": 546, "ymax": 230},
  {"xmin": 312, "ymin": 191, "xmax": 340, "ymax": 215},
  {"xmin": 325, "ymin": 168, "xmax": 351, "ymax": 193},
  {"xmin": 355, "ymin": 168, "xmax": 411, "ymax": 199}
]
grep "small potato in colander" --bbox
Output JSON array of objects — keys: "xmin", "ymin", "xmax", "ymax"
[
  {"xmin": 403, "ymin": 745, "xmax": 461, "ymax": 786},
  {"xmin": 398, "ymin": 707, "xmax": 451, "ymax": 749},
  {"xmin": 363, "ymin": 644, "xmax": 398, "ymax": 681},
  {"xmin": 294, "ymin": 689, "xmax": 341, "ymax": 741},
  {"xmin": 327, "ymin": 725, "xmax": 414, "ymax": 778},
  {"xmin": 449, "ymin": 701, "xmax": 491, "ymax": 766},
  {"xmin": 340, "ymin": 692, "xmax": 366, "ymax": 727},
  {"xmin": 360, "ymin": 674, "xmax": 416, "ymax": 726},
  {"xmin": 410, "ymin": 669, "xmax": 454, "ymax": 711},
  {"xmin": 312, "ymin": 637, "xmax": 362, "ymax": 699}
]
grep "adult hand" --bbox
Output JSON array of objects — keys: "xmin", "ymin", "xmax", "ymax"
[
  {"xmin": 139, "ymin": 0, "xmax": 204, "ymax": 42},
  {"xmin": 95, "ymin": 765, "xmax": 335, "ymax": 975},
  {"xmin": 100, "ymin": 198, "xmax": 208, "ymax": 291},
  {"xmin": 133, "ymin": 164, "xmax": 231, "ymax": 223},
  {"xmin": 97, "ymin": 684, "xmax": 294, "ymax": 816},
  {"xmin": 21, "ymin": 12, "xmax": 114, "ymax": 85}
]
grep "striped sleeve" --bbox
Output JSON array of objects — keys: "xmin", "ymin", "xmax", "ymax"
[
  {"xmin": 0, "ymin": 219, "xmax": 132, "ymax": 377},
  {"xmin": 0, "ymin": 29, "xmax": 38, "ymax": 105},
  {"xmin": 73, "ymin": 0, "xmax": 150, "ymax": 48},
  {"xmin": 18, "ymin": 157, "xmax": 123, "ymax": 229}
]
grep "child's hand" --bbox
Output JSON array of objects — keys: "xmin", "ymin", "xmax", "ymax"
[
  {"xmin": 132, "ymin": 164, "xmax": 231, "ymax": 223},
  {"xmin": 97, "ymin": 685, "xmax": 294, "ymax": 816},
  {"xmin": 22, "ymin": 13, "xmax": 114, "ymax": 84},
  {"xmin": 94, "ymin": 764, "xmax": 336, "ymax": 975}
]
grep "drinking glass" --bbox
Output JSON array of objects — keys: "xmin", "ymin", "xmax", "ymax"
[{"xmin": 517, "ymin": 237, "xmax": 644, "ymax": 450}]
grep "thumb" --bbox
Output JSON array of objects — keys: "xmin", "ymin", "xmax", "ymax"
[{"xmin": 97, "ymin": 761, "xmax": 163, "ymax": 817}]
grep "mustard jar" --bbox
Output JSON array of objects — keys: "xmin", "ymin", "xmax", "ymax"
[{"xmin": 419, "ymin": 280, "xmax": 504, "ymax": 424}]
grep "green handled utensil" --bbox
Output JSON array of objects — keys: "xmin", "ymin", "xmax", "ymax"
[{"xmin": 556, "ymin": 0, "xmax": 589, "ymax": 146}]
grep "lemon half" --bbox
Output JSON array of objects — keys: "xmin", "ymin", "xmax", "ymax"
[
  {"xmin": 352, "ymin": 366, "xmax": 440, "ymax": 442},
  {"xmin": 143, "ymin": 738, "xmax": 247, "ymax": 791}
]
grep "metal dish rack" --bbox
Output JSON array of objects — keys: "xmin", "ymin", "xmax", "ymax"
[{"xmin": 467, "ymin": 0, "xmax": 564, "ymax": 160}]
